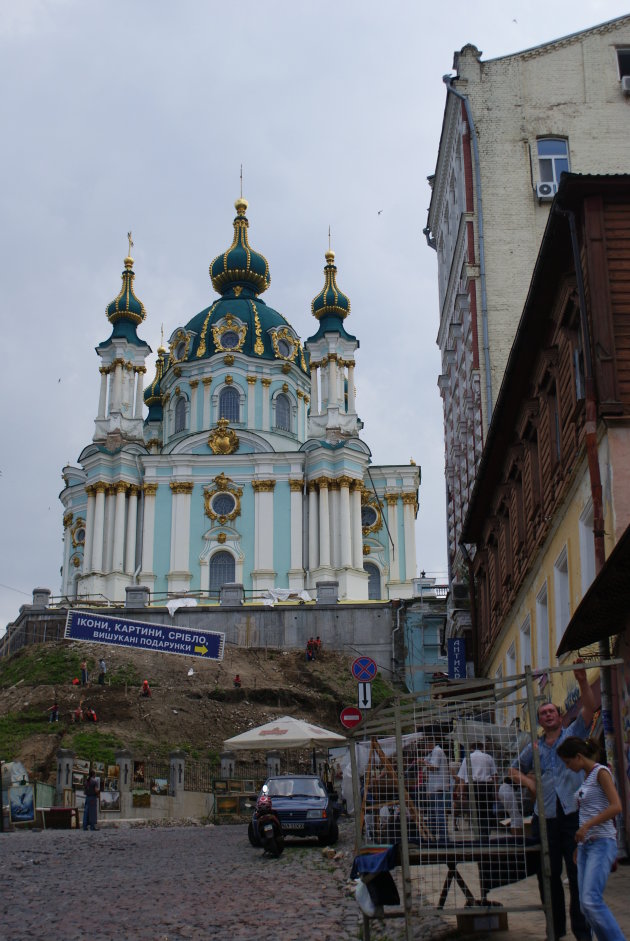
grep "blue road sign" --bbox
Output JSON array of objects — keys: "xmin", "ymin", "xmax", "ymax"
[
  {"xmin": 351, "ymin": 656, "xmax": 377, "ymax": 681},
  {"xmin": 447, "ymin": 637, "xmax": 466, "ymax": 679},
  {"xmin": 65, "ymin": 610, "xmax": 225, "ymax": 661}
]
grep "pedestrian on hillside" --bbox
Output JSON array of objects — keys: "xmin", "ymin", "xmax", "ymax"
[
  {"xmin": 315, "ymin": 636, "xmax": 322, "ymax": 656},
  {"xmin": 72, "ymin": 702, "xmax": 84, "ymax": 723},
  {"xmin": 306, "ymin": 638, "xmax": 314, "ymax": 661},
  {"xmin": 83, "ymin": 767, "xmax": 100, "ymax": 831},
  {"xmin": 233, "ymin": 674, "xmax": 242, "ymax": 688},
  {"xmin": 98, "ymin": 658, "xmax": 106, "ymax": 685},
  {"xmin": 455, "ymin": 740, "xmax": 497, "ymax": 841},
  {"xmin": 47, "ymin": 700, "xmax": 59, "ymax": 723},
  {"xmin": 80, "ymin": 660, "xmax": 88, "ymax": 686},
  {"xmin": 141, "ymin": 679, "xmax": 151, "ymax": 697},
  {"xmin": 556, "ymin": 736, "xmax": 623, "ymax": 941},
  {"xmin": 510, "ymin": 662, "xmax": 595, "ymax": 941}
]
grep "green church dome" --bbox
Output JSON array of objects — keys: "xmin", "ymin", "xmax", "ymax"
[
  {"xmin": 106, "ymin": 256, "xmax": 146, "ymax": 326},
  {"xmin": 209, "ymin": 198, "xmax": 271, "ymax": 296},
  {"xmin": 311, "ymin": 249, "xmax": 350, "ymax": 321}
]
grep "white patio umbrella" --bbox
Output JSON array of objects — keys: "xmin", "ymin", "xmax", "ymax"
[{"xmin": 223, "ymin": 715, "xmax": 347, "ymax": 751}]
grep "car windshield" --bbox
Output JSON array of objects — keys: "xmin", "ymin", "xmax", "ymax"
[{"xmin": 265, "ymin": 777, "xmax": 326, "ymax": 798}]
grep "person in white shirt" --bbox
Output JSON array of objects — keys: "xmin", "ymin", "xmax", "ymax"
[
  {"xmin": 456, "ymin": 741, "xmax": 497, "ymax": 841},
  {"xmin": 421, "ymin": 730, "xmax": 450, "ymax": 841}
]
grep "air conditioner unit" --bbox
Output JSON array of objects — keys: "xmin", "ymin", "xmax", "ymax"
[
  {"xmin": 536, "ymin": 181, "xmax": 557, "ymax": 200},
  {"xmin": 621, "ymin": 75, "xmax": 630, "ymax": 95}
]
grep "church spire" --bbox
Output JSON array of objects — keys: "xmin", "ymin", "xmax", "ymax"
[
  {"xmin": 105, "ymin": 237, "xmax": 146, "ymax": 329},
  {"xmin": 311, "ymin": 248, "xmax": 351, "ymax": 323}
]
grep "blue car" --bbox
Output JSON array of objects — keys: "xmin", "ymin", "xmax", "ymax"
[{"xmin": 248, "ymin": 774, "xmax": 340, "ymax": 847}]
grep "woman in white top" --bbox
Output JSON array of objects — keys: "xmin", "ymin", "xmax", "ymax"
[{"xmin": 556, "ymin": 736, "xmax": 624, "ymax": 941}]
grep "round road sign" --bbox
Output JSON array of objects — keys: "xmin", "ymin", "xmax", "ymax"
[
  {"xmin": 340, "ymin": 706, "xmax": 363, "ymax": 729},
  {"xmin": 351, "ymin": 656, "xmax": 377, "ymax": 681}
]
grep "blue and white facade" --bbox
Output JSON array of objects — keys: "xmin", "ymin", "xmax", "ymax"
[{"xmin": 60, "ymin": 199, "xmax": 420, "ymax": 603}]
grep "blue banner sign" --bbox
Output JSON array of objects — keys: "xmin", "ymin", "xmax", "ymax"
[
  {"xmin": 447, "ymin": 637, "xmax": 467, "ymax": 679},
  {"xmin": 65, "ymin": 610, "xmax": 225, "ymax": 661}
]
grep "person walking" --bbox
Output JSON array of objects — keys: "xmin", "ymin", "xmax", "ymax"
[
  {"xmin": 456, "ymin": 740, "xmax": 497, "ymax": 840},
  {"xmin": 80, "ymin": 660, "xmax": 88, "ymax": 686},
  {"xmin": 510, "ymin": 662, "xmax": 595, "ymax": 941},
  {"xmin": 421, "ymin": 729, "xmax": 450, "ymax": 841},
  {"xmin": 83, "ymin": 768, "xmax": 100, "ymax": 831},
  {"xmin": 98, "ymin": 658, "xmax": 106, "ymax": 685},
  {"xmin": 556, "ymin": 736, "xmax": 623, "ymax": 941}
]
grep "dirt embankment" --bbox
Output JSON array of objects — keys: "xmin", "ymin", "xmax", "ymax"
[{"xmin": 1, "ymin": 640, "xmax": 373, "ymax": 781}]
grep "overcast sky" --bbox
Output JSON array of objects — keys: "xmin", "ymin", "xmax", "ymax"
[{"xmin": 0, "ymin": 0, "xmax": 626, "ymax": 634}]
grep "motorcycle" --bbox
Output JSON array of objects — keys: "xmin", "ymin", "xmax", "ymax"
[{"xmin": 254, "ymin": 795, "xmax": 284, "ymax": 858}]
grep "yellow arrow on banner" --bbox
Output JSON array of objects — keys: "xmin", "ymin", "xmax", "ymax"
[{"xmin": 194, "ymin": 644, "xmax": 208, "ymax": 655}]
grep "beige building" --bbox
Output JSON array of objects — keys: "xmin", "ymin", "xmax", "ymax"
[{"xmin": 425, "ymin": 14, "xmax": 630, "ymax": 638}]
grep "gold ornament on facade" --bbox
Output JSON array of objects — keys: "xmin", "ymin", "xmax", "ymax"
[
  {"xmin": 261, "ymin": 377, "xmax": 271, "ymax": 387},
  {"xmin": 169, "ymin": 329, "xmax": 191, "ymax": 364},
  {"xmin": 384, "ymin": 493, "xmax": 399, "ymax": 506},
  {"xmin": 223, "ymin": 354, "xmax": 235, "ymax": 365},
  {"xmin": 189, "ymin": 379, "xmax": 199, "ymax": 389},
  {"xmin": 143, "ymin": 482, "xmax": 159, "ymax": 496},
  {"xmin": 217, "ymin": 532, "xmax": 227, "ymax": 544},
  {"xmin": 363, "ymin": 545, "xmax": 371, "ymax": 556},
  {"xmin": 247, "ymin": 375, "xmax": 257, "ymax": 385},
  {"xmin": 299, "ymin": 342, "xmax": 307, "ymax": 372},
  {"xmin": 337, "ymin": 475, "xmax": 353, "ymax": 489},
  {"xmin": 196, "ymin": 303, "xmax": 217, "ymax": 359},
  {"xmin": 281, "ymin": 363, "xmax": 291, "ymax": 374},
  {"xmin": 402, "ymin": 492, "xmax": 419, "ymax": 513},
  {"xmin": 307, "ymin": 480, "xmax": 318, "ymax": 493},
  {"xmin": 175, "ymin": 386, "xmax": 181, "ymax": 396},
  {"xmin": 115, "ymin": 481, "xmax": 129, "ymax": 494},
  {"xmin": 315, "ymin": 476, "xmax": 329, "ymax": 490},
  {"xmin": 225, "ymin": 375, "xmax": 233, "ymax": 385},
  {"xmin": 204, "ymin": 472, "xmax": 242, "ymax": 524},
  {"xmin": 289, "ymin": 479, "xmax": 304, "ymax": 492},
  {"xmin": 282, "ymin": 382, "xmax": 289, "ymax": 393},
  {"xmin": 71, "ymin": 518, "xmax": 86, "ymax": 547},
  {"xmin": 169, "ymin": 481, "xmax": 194, "ymax": 494},
  {"xmin": 251, "ymin": 302, "xmax": 265, "ymax": 355},
  {"xmin": 304, "ymin": 395, "xmax": 309, "ymax": 405},
  {"xmin": 208, "ymin": 418, "xmax": 240, "ymax": 455},
  {"xmin": 270, "ymin": 327, "xmax": 298, "ymax": 362},
  {"xmin": 212, "ymin": 314, "xmax": 247, "ymax": 353},
  {"xmin": 328, "ymin": 479, "xmax": 340, "ymax": 491},
  {"xmin": 174, "ymin": 367, "xmax": 182, "ymax": 378},
  {"xmin": 296, "ymin": 389, "xmax": 304, "ymax": 399},
  {"xmin": 72, "ymin": 555, "xmax": 81, "ymax": 568},
  {"xmin": 233, "ymin": 286, "xmax": 243, "ymax": 298},
  {"xmin": 251, "ymin": 479, "xmax": 276, "ymax": 492},
  {"xmin": 361, "ymin": 490, "xmax": 382, "ymax": 535},
  {"xmin": 63, "ymin": 511, "xmax": 73, "ymax": 529},
  {"xmin": 202, "ymin": 376, "xmax": 213, "ymax": 387}
]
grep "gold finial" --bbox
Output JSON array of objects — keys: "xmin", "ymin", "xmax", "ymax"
[
  {"xmin": 325, "ymin": 226, "xmax": 335, "ymax": 264},
  {"xmin": 124, "ymin": 231, "xmax": 134, "ymax": 268},
  {"xmin": 410, "ymin": 458, "xmax": 416, "ymax": 465},
  {"xmin": 158, "ymin": 323, "xmax": 166, "ymax": 354},
  {"xmin": 240, "ymin": 164, "xmax": 243, "ymax": 198},
  {"xmin": 328, "ymin": 226, "xmax": 331, "ymax": 251}
]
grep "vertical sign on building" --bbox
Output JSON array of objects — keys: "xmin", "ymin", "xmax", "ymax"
[{"xmin": 447, "ymin": 637, "xmax": 467, "ymax": 679}]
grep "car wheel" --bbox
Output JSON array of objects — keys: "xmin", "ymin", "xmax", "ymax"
[{"xmin": 248, "ymin": 822, "xmax": 261, "ymax": 847}]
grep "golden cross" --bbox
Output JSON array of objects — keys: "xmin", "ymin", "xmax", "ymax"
[
  {"xmin": 328, "ymin": 226, "xmax": 331, "ymax": 251},
  {"xmin": 240, "ymin": 164, "xmax": 243, "ymax": 198},
  {"xmin": 127, "ymin": 231, "xmax": 134, "ymax": 255}
]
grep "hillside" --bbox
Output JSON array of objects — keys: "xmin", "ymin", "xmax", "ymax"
[{"xmin": 0, "ymin": 640, "xmax": 394, "ymax": 782}]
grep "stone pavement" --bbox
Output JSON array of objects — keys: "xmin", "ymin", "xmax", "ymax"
[{"xmin": 1, "ymin": 816, "xmax": 628, "ymax": 941}]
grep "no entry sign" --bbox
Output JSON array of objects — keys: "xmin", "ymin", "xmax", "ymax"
[{"xmin": 340, "ymin": 706, "xmax": 363, "ymax": 729}]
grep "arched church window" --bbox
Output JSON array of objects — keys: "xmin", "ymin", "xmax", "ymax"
[
  {"xmin": 174, "ymin": 396, "xmax": 187, "ymax": 434},
  {"xmin": 209, "ymin": 550, "xmax": 235, "ymax": 592},
  {"xmin": 364, "ymin": 562, "xmax": 381, "ymax": 600},
  {"xmin": 361, "ymin": 505, "xmax": 378, "ymax": 528},
  {"xmin": 219, "ymin": 386, "xmax": 240, "ymax": 422},
  {"xmin": 275, "ymin": 393, "xmax": 291, "ymax": 432}
]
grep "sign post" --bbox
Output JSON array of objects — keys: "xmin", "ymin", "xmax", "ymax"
[{"xmin": 65, "ymin": 611, "xmax": 225, "ymax": 661}]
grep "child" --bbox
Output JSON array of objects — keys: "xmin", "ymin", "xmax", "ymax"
[{"xmin": 556, "ymin": 736, "xmax": 624, "ymax": 941}]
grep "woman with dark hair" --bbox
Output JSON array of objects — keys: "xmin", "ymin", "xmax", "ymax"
[{"xmin": 556, "ymin": 736, "xmax": 624, "ymax": 941}]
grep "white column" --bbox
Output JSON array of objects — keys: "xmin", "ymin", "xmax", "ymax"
[
  {"xmin": 351, "ymin": 482, "xmax": 363, "ymax": 569},
  {"xmin": 169, "ymin": 482, "xmax": 193, "ymax": 579},
  {"xmin": 91, "ymin": 483, "xmax": 106, "ymax": 572},
  {"xmin": 328, "ymin": 357, "xmax": 338, "ymax": 407},
  {"xmin": 112, "ymin": 482, "xmax": 127, "ymax": 572},
  {"xmin": 98, "ymin": 368, "xmax": 108, "ymax": 419},
  {"xmin": 125, "ymin": 486, "xmax": 139, "ymax": 575},
  {"xmin": 261, "ymin": 379, "xmax": 271, "ymax": 431},
  {"xmin": 134, "ymin": 368, "xmax": 145, "ymax": 419},
  {"xmin": 189, "ymin": 380, "xmax": 199, "ymax": 432},
  {"xmin": 112, "ymin": 362, "xmax": 123, "ymax": 411},
  {"xmin": 202, "ymin": 378, "xmax": 212, "ymax": 428},
  {"xmin": 308, "ymin": 482, "xmax": 319, "ymax": 572},
  {"xmin": 310, "ymin": 364, "xmax": 319, "ymax": 415},
  {"xmin": 329, "ymin": 483, "xmax": 340, "ymax": 568},
  {"xmin": 121, "ymin": 363, "xmax": 132, "ymax": 414},
  {"xmin": 320, "ymin": 362, "xmax": 329, "ymax": 409},
  {"xmin": 347, "ymin": 363, "xmax": 356, "ymax": 414},
  {"xmin": 339, "ymin": 477, "xmax": 352, "ymax": 568},
  {"xmin": 140, "ymin": 483, "xmax": 157, "ymax": 577},
  {"xmin": 297, "ymin": 391, "xmax": 304, "ymax": 439},
  {"xmin": 247, "ymin": 376, "xmax": 257, "ymax": 428},
  {"xmin": 105, "ymin": 486, "xmax": 116, "ymax": 572},
  {"xmin": 318, "ymin": 479, "xmax": 330, "ymax": 568},
  {"xmin": 83, "ymin": 489, "xmax": 96, "ymax": 572},
  {"xmin": 289, "ymin": 479, "xmax": 304, "ymax": 586},
  {"xmin": 303, "ymin": 396, "xmax": 310, "ymax": 438},
  {"xmin": 402, "ymin": 494, "xmax": 418, "ymax": 582},
  {"xmin": 107, "ymin": 370, "xmax": 116, "ymax": 416},
  {"xmin": 386, "ymin": 495, "xmax": 400, "ymax": 583},
  {"xmin": 253, "ymin": 480, "xmax": 275, "ymax": 579}
]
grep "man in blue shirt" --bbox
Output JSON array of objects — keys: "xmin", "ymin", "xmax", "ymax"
[{"xmin": 510, "ymin": 664, "xmax": 595, "ymax": 941}]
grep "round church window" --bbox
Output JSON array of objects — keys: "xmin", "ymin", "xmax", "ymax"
[
  {"xmin": 361, "ymin": 505, "xmax": 378, "ymax": 528},
  {"xmin": 212, "ymin": 492, "xmax": 236, "ymax": 517},
  {"xmin": 277, "ymin": 338, "xmax": 292, "ymax": 358},
  {"xmin": 175, "ymin": 341, "xmax": 187, "ymax": 361},
  {"xmin": 75, "ymin": 528, "xmax": 86, "ymax": 545},
  {"xmin": 220, "ymin": 330, "xmax": 240, "ymax": 350}
]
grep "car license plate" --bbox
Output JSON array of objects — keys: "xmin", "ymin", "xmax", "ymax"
[{"xmin": 288, "ymin": 824, "xmax": 305, "ymax": 831}]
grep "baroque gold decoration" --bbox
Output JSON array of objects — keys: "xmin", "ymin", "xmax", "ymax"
[
  {"xmin": 252, "ymin": 302, "xmax": 264, "ymax": 355},
  {"xmin": 282, "ymin": 382, "xmax": 289, "ymax": 393},
  {"xmin": 143, "ymin": 483, "xmax": 158, "ymax": 496},
  {"xmin": 299, "ymin": 342, "xmax": 307, "ymax": 372},
  {"xmin": 202, "ymin": 376, "xmax": 213, "ymax": 386},
  {"xmin": 212, "ymin": 314, "xmax": 247, "ymax": 352},
  {"xmin": 363, "ymin": 545, "xmax": 371, "ymax": 556},
  {"xmin": 270, "ymin": 327, "xmax": 298, "ymax": 361},
  {"xmin": 281, "ymin": 363, "xmax": 291, "ymax": 374},
  {"xmin": 247, "ymin": 375, "xmax": 257, "ymax": 385},
  {"xmin": 289, "ymin": 479, "xmax": 304, "ymax": 492},
  {"xmin": 217, "ymin": 532, "xmax": 227, "ymax": 544},
  {"xmin": 196, "ymin": 303, "xmax": 217, "ymax": 359},
  {"xmin": 233, "ymin": 286, "xmax": 243, "ymax": 298},
  {"xmin": 72, "ymin": 555, "xmax": 81, "ymax": 568},
  {"xmin": 385, "ymin": 494, "xmax": 399, "ymax": 506},
  {"xmin": 337, "ymin": 476, "xmax": 353, "ymax": 489},
  {"xmin": 71, "ymin": 518, "xmax": 86, "ymax": 547},
  {"xmin": 251, "ymin": 479, "xmax": 276, "ymax": 492},
  {"xmin": 361, "ymin": 489, "xmax": 383, "ymax": 536},
  {"xmin": 223, "ymin": 354, "xmax": 235, "ymax": 365},
  {"xmin": 63, "ymin": 511, "xmax": 73, "ymax": 529},
  {"xmin": 170, "ymin": 329, "xmax": 191, "ymax": 364},
  {"xmin": 169, "ymin": 481, "xmax": 194, "ymax": 494},
  {"xmin": 174, "ymin": 367, "xmax": 182, "ymax": 378},
  {"xmin": 402, "ymin": 492, "xmax": 419, "ymax": 513},
  {"xmin": 296, "ymin": 389, "xmax": 304, "ymax": 399},
  {"xmin": 208, "ymin": 418, "xmax": 240, "ymax": 455},
  {"xmin": 261, "ymin": 377, "xmax": 271, "ymax": 387},
  {"xmin": 225, "ymin": 375, "xmax": 233, "ymax": 385},
  {"xmin": 204, "ymin": 472, "xmax": 243, "ymax": 523},
  {"xmin": 189, "ymin": 379, "xmax": 199, "ymax": 389}
]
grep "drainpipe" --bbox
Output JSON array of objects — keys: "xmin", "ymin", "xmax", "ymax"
[
  {"xmin": 556, "ymin": 206, "xmax": 620, "ymax": 843},
  {"xmin": 391, "ymin": 600, "xmax": 403, "ymax": 687},
  {"xmin": 134, "ymin": 455, "xmax": 145, "ymax": 584},
  {"xmin": 442, "ymin": 75, "xmax": 493, "ymax": 425}
]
